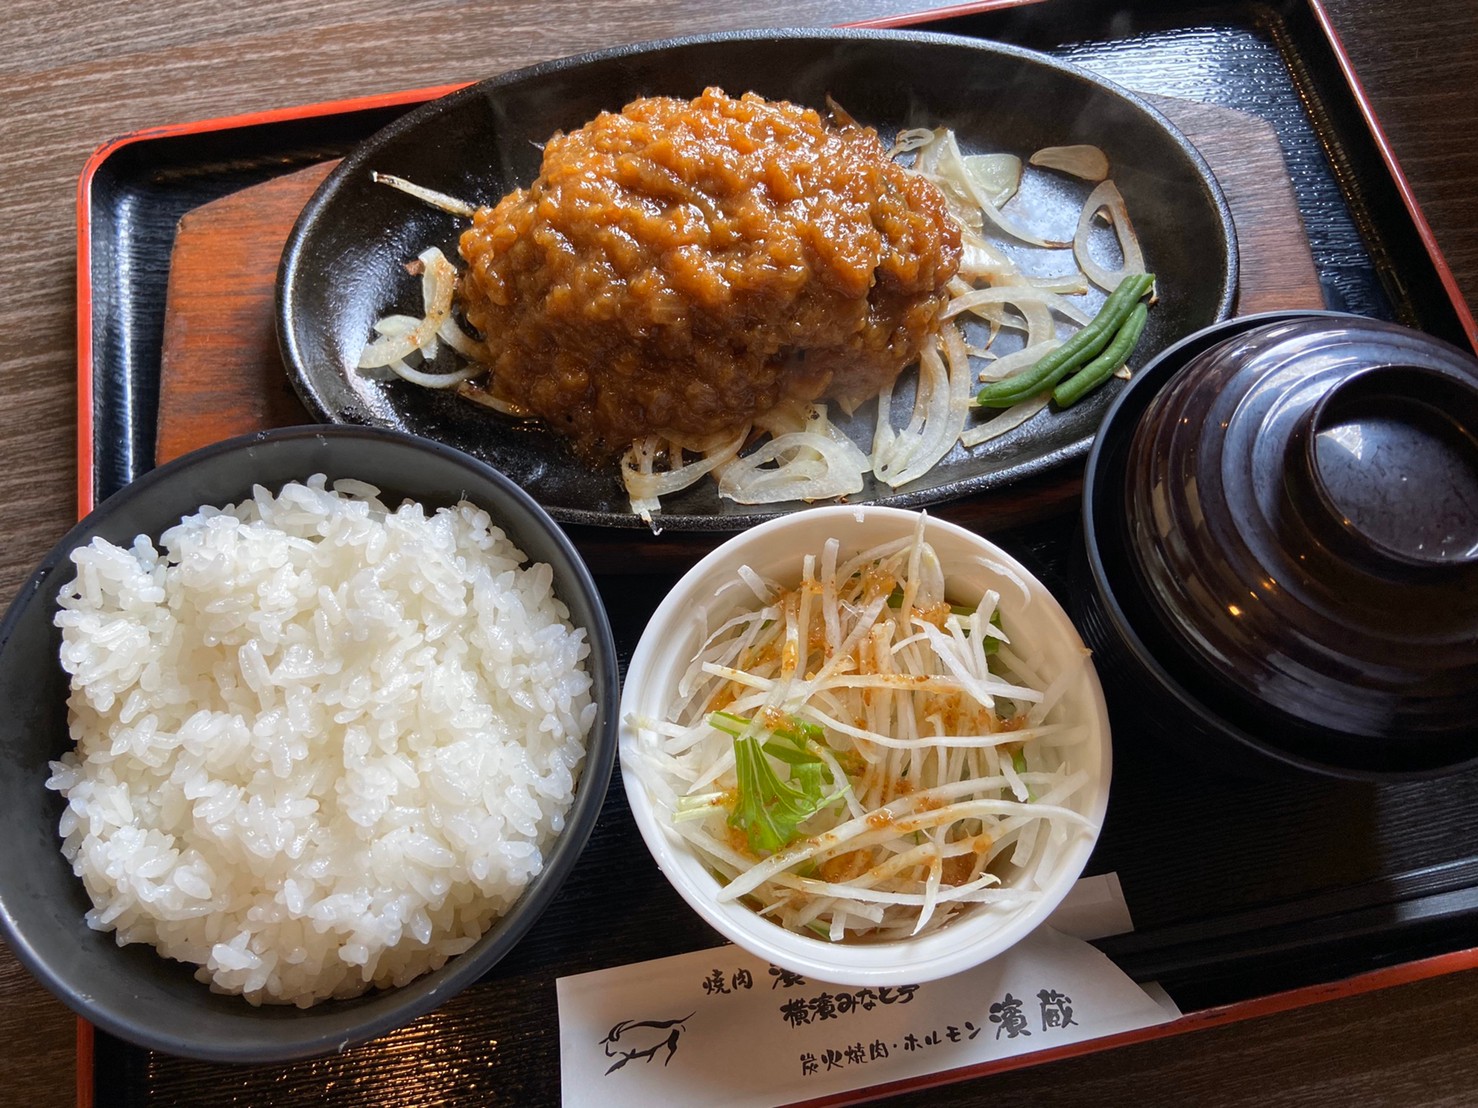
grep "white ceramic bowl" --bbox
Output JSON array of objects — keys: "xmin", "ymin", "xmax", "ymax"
[{"xmin": 619, "ymin": 505, "xmax": 1110, "ymax": 985}]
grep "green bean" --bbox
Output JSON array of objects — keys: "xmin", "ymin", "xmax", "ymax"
[
  {"xmin": 1053, "ymin": 300, "xmax": 1149, "ymax": 408},
  {"xmin": 973, "ymin": 271, "xmax": 1155, "ymax": 409}
]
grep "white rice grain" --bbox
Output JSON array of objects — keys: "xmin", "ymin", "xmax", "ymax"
[{"xmin": 46, "ymin": 476, "xmax": 593, "ymax": 1007}]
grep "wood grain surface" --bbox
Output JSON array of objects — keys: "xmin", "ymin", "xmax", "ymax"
[
  {"xmin": 156, "ymin": 161, "xmax": 337, "ymax": 461},
  {"xmin": 3, "ymin": 1, "xmax": 1478, "ymax": 1105}
]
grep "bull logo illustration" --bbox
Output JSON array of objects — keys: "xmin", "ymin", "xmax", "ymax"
[{"xmin": 600, "ymin": 1012, "xmax": 695, "ymax": 1075}]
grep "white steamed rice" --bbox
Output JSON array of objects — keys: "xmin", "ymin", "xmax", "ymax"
[{"xmin": 45, "ymin": 476, "xmax": 594, "ymax": 1007}]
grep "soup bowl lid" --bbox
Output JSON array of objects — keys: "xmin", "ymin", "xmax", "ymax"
[{"xmin": 1119, "ymin": 313, "xmax": 1478, "ymax": 770}]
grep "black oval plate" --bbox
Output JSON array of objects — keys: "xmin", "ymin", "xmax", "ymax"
[{"xmin": 277, "ymin": 28, "xmax": 1236, "ymax": 531}]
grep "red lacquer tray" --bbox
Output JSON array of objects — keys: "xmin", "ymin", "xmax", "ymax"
[{"xmin": 74, "ymin": 1, "xmax": 1478, "ymax": 1103}]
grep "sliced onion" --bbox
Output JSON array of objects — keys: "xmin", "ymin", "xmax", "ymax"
[
  {"xmin": 962, "ymin": 153, "xmax": 1022, "ymax": 208},
  {"xmin": 949, "ymin": 299, "xmax": 1034, "ymax": 345},
  {"xmin": 623, "ymin": 427, "xmax": 750, "ymax": 524},
  {"xmin": 872, "ymin": 341, "xmax": 947, "ymax": 486},
  {"xmin": 384, "ymin": 358, "xmax": 475, "ymax": 389},
  {"xmin": 908, "ymin": 127, "xmax": 948, "ymax": 175},
  {"xmin": 1073, "ymin": 179, "xmax": 1146, "ymax": 292},
  {"xmin": 437, "ymin": 315, "xmax": 483, "ymax": 358},
  {"xmin": 355, "ymin": 314, "xmax": 418, "ymax": 379},
  {"xmin": 945, "ymin": 285, "xmax": 1092, "ymax": 325},
  {"xmin": 942, "ymin": 286, "xmax": 1091, "ymax": 348},
  {"xmin": 888, "ymin": 127, "xmax": 936, "ymax": 157},
  {"xmin": 955, "ymin": 234, "xmax": 1018, "ymax": 282},
  {"xmin": 873, "ymin": 329, "xmax": 972, "ymax": 489},
  {"xmin": 718, "ymin": 427, "xmax": 870, "ymax": 504},
  {"xmin": 455, "ymin": 383, "xmax": 532, "ymax": 416},
  {"xmin": 960, "ymin": 393, "xmax": 1051, "ymax": 448},
  {"xmin": 368, "ymin": 313, "xmax": 422, "ymax": 336},
  {"xmin": 622, "ymin": 436, "xmax": 665, "ymax": 527},
  {"xmin": 917, "ymin": 129, "xmax": 1070, "ymax": 249},
  {"xmin": 370, "ymin": 172, "xmax": 477, "ymax": 217},
  {"xmin": 1029, "ymin": 145, "xmax": 1110, "ymax": 182},
  {"xmin": 358, "ymin": 247, "xmax": 458, "ymax": 369},
  {"xmin": 1018, "ymin": 272, "xmax": 1091, "ymax": 296},
  {"xmin": 625, "ymin": 428, "xmax": 749, "ymax": 499},
  {"xmin": 754, "ymin": 399, "xmax": 826, "ymax": 437},
  {"xmin": 947, "ymin": 275, "xmax": 1009, "ymax": 340},
  {"xmin": 974, "ymin": 340, "xmax": 1061, "ymax": 384}
]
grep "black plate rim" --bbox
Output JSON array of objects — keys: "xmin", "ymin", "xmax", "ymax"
[{"xmin": 277, "ymin": 25, "xmax": 1238, "ymax": 532}]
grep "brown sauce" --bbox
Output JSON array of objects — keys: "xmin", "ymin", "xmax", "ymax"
[
  {"xmin": 818, "ymin": 849, "xmax": 874, "ymax": 884},
  {"xmin": 457, "ymin": 88, "xmax": 961, "ymax": 458}
]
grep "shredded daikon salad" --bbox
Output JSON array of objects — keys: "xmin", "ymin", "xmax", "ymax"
[
  {"xmin": 622, "ymin": 518, "xmax": 1100, "ymax": 942},
  {"xmin": 360, "ymin": 128, "xmax": 1150, "ymax": 528}
]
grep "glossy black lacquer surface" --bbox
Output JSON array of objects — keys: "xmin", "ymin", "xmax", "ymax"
[
  {"xmin": 1079, "ymin": 312, "xmax": 1478, "ymax": 778},
  {"xmin": 276, "ymin": 28, "xmax": 1235, "ymax": 531},
  {"xmin": 0, "ymin": 427, "xmax": 618, "ymax": 1063},
  {"xmin": 87, "ymin": 104, "xmax": 419, "ymax": 501},
  {"xmin": 83, "ymin": 4, "xmax": 1478, "ymax": 1104}
]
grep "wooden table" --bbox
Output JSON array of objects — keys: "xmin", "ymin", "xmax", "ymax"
[{"xmin": 2, "ymin": 1, "xmax": 1476, "ymax": 1104}]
